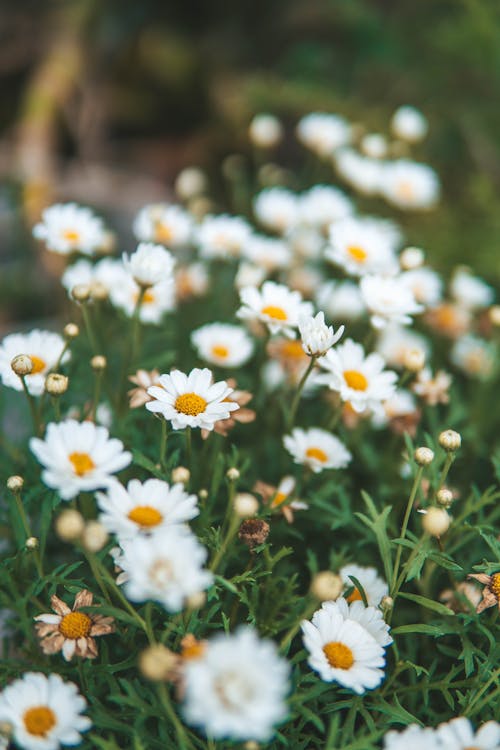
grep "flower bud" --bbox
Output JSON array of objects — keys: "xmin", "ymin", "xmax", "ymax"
[
  {"xmin": 244, "ymin": 743, "xmax": 260, "ymax": 750},
  {"xmin": 172, "ymin": 466, "xmax": 190, "ymax": 485},
  {"xmin": 234, "ymin": 493, "xmax": 259, "ymax": 518},
  {"xmin": 139, "ymin": 644, "xmax": 179, "ymax": 682},
  {"xmin": 380, "ymin": 595, "xmax": 394, "ymax": 612},
  {"xmin": 11, "ymin": 354, "xmax": 33, "ymax": 376},
  {"xmin": 226, "ymin": 467, "xmax": 240, "ymax": 481},
  {"xmin": 175, "ymin": 167, "xmax": 207, "ymax": 201},
  {"xmin": 0, "ymin": 721, "xmax": 13, "ymax": 739},
  {"xmin": 63, "ymin": 323, "xmax": 80, "ymax": 339},
  {"xmin": 400, "ymin": 246, "xmax": 425, "ymax": 270},
  {"xmin": 186, "ymin": 591, "xmax": 207, "ymax": 610},
  {"xmin": 248, "ymin": 114, "xmax": 283, "ymax": 149},
  {"xmin": 310, "ymin": 571, "xmax": 343, "ymax": 602},
  {"xmin": 90, "ymin": 281, "xmax": 109, "ymax": 301},
  {"xmin": 91, "ymin": 355, "xmax": 107, "ymax": 372},
  {"xmin": 45, "ymin": 373, "xmax": 69, "ymax": 396},
  {"xmin": 199, "ymin": 488, "xmax": 208, "ymax": 501},
  {"xmin": 71, "ymin": 284, "xmax": 91, "ymax": 303},
  {"xmin": 26, "ymin": 536, "xmax": 39, "ymax": 549},
  {"xmin": 403, "ymin": 348, "xmax": 426, "ymax": 373},
  {"xmin": 439, "ymin": 429, "xmax": 461, "ymax": 452},
  {"xmin": 81, "ymin": 521, "xmax": 108, "ymax": 552},
  {"xmin": 55, "ymin": 509, "xmax": 85, "ymax": 542},
  {"xmin": 421, "ymin": 507, "xmax": 450, "ymax": 536},
  {"xmin": 414, "ymin": 447, "xmax": 434, "ymax": 466},
  {"xmin": 436, "ymin": 488, "xmax": 453, "ymax": 509},
  {"xmin": 7, "ymin": 475, "xmax": 24, "ymax": 493},
  {"xmin": 489, "ymin": 305, "xmax": 500, "ymax": 327}
]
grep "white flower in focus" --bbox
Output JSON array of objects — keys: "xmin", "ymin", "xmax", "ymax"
[
  {"xmin": 30, "ymin": 420, "xmax": 131, "ymax": 500},
  {"xmin": 191, "ymin": 323, "xmax": 254, "ymax": 368},
  {"xmin": 316, "ymin": 280, "xmax": 366, "ymax": 321},
  {"xmin": 317, "ymin": 339, "xmax": 398, "ymax": 413},
  {"xmin": 381, "ymin": 161, "xmax": 440, "ymax": 210},
  {"xmin": 0, "ymin": 672, "xmax": 91, "ymax": 750},
  {"xmin": 332, "ymin": 598, "xmax": 393, "ymax": 648},
  {"xmin": 298, "ymin": 185, "xmax": 353, "ymax": 230},
  {"xmin": 450, "ymin": 335, "xmax": 494, "ymax": 379},
  {"xmin": 242, "ymin": 235, "xmax": 291, "ymax": 271},
  {"xmin": 248, "ymin": 114, "xmax": 283, "ymax": 148},
  {"xmin": 402, "ymin": 267, "xmax": 443, "ymax": 307},
  {"xmin": 391, "ymin": 105, "xmax": 428, "ymax": 143},
  {"xmin": 237, "ymin": 281, "xmax": 314, "ymax": 338},
  {"xmin": 450, "ymin": 268, "xmax": 494, "ymax": 310},
  {"xmin": 123, "ymin": 243, "xmax": 175, "ymax": 288},
  {"xmin": 360, "ymin": 275, "xmax": 424, "ymax": 329},
  {"xmin": 133, "ymin": 204, "xmax": 193, "ymax": 247},
  {"xmin": 383, "ymin": 724, "xmax": 440, "ymax": 750},
  {"xmin": 253, "ymin": 188, "xmax": 299, "ymax": 235},
  {"xmin": 283, "ymin": 428, "xmax": 351, "ymax": 473},
  {"xmin": 96, "ymin": 478, "xmax": 199, "ymax": 541},
  {"xmin": 33, "ymin": 202, "xmax": 106, "ymax": 256},
  {"xmin": 146, "ymin": 368, "xmax": 239, "ymax": 430},
  {"xmin": 0, "ymin": 330, "xmax": 69, "ymax": 396},
  {"xmin": 326, "ymin": 217, "xmax": 399, "ymax": 277},
  {"xmin": 301, "ymin": 601, "xmax": 386, "ymax": 693},
  {"xmin": 299, "ymin": 312, "xmax": 344, "ymax": 357},
  {"xmin": 197, "ymin": 215, "xmax": 252, "ymax": 259},
  {"xmin": 296, "ymin": 112, "xmax": 351, "ymax": 156},
  {"xmin": 118, "ymin": 528, "xmax": 213, "ymax": 612},
  {"xmin": 182, "ymin": 626, "xmax": 290, "ymax": 741},
  {"xmin": 436, "ymin": 717, "xmax": 500, "ymax": 750},
  {"xmin": 339, "ymin": 565, "xmax": 389, "ymax": 608}
]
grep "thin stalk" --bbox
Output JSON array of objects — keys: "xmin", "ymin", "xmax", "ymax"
[
  {"xmin": 20, "ymin": 375, "xmax": 40, "ymax": 434},
  {"xmin": 130, "ymin": 287, "xmax": 147, "ymax": 365},
  {"xmin": 80, "ymin": 303, "xmax": 98, "ymax": 354},
  {"xmin": 185, "ymin": 426, "xmax": 192, "ymax": 471},
  {"xmin": 287, "ymin": 356, "xmax": 317, "ymax": 429},
  {"xmin": 279, "ymin": 598, "xmax": 318, "ymax": 651},
  {"xmin": 438, "ymin": 453, "xmax": 455, "ymax": 488},
  {"xmin": 159, "ymin": 418, "xmax": 168, "ymax": 470},
  {"xmin": 91, "ymin": 369, "xmax": 103, "ymax": 422},
  {"xmin": 209, "ymin": 512, "xmax": 240, "ymax": 573},
  {"xmin": 157, "ymin": 683, "xmax": 191, "ymax": 750},
  {"xmin": 390, "ymin": 465, "xmax": 424, "ymax": 597},
  {"xmin": 51, "ymin": 396, "xmax": 61, "ymax": 421}
]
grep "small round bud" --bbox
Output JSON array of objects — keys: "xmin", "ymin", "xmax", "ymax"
[
  {"xmin": 139, "ymin": 644, "xmax": 179, "ymax": 682},
  {"xmin": 400, "ymin": 246, "xmax": 425, "ymax": 270},
  {"xmin": 234, "ymin": 492, "xmax": 259, "ymax": 519},
  {"xmin": 403, "ymin": 348, "xmax": 426, "ymax": 373},
  {"xmin": 199, "ymin": 488, "xmax": 208, "ymax": 500},
  {"xmin": 380, "ymin": 595, "xmax": 394, "ymax": 612},
  {"xmin": 71, "ymin": 283, "xmax": 91, "ymax": 303},
  {"xmin": 414, "ymin": 447, "xmax": 435, "ymax": 466},
  {"xmin": 45, "ymin": 373, "xmax": 69, "ymax": 396},
  {"xmin": 186, "ymin": 591, "xmax": 207, "ymax": 610},
  {"xmin": 172, "ymin": 466, "xmax": 190, "ymax": 485},
  {"xmin": 421, "ymin": 507, "xmax": 451, "ymax": 537},
  {"xmin": 55, "ymin": 509, "xmax": 85, "ymax": 541},
  {"xmin": 489, "ymin": 305, "xmax": 500, "ymax": 327},
  {"xmin": 226, "ymin": 467, "xmax": 240, "ymax": 481},
  {"xmin": 248, "ymin": 113, "xmax": 283, "ymax": 149},
  {"xmin": 81, "ymin": 521, "xmax": 108, "ymax": 552},
  {"xmin": 91, "ymin": 355, "xmax": 107, "ymax": 372},
  {"xmin": 7, "ymin": 475, "xmax": 24, "ymax": 493},
  {"xmin": 0, "ymin": 721, "xmax": 13, "ymax": 738},
  {"xmin": 175, "ymin": 167, "xmax": 207, "ymax": 201},
  {"xmin": 187, "ymin": 196, "xmax": 214, "ymax": 221},
  {"xmin": 26, "ymin": 536, "xmax": 39, "ymax": 549},
  {"xmin": 238, "ymin": 518, "xmax": 270, "ymax": 549},
  {"xmin": 63, "ymin": 323, "xmax": 80, "ymax": 339},
  {"xmin": 310, "ymin": 571, "xmax": 343, "ymax": 602},
  {"xmin": 436, "ymin": 488, "xmax": 454, "ymax": 509},
  {"xmin": 244, "ymin": 743, "xmax": 260, "ymax": 750},
  {"xmin": 11, "ymin": 354, "xmax": 33, "ymax": 376},
  {"xmin": 90, "ymin": 281, "xmax": 109, "ymax": 301},
  {"xmin": 439, "ymin": 429, "xmax": 461, "ymax": 452}
]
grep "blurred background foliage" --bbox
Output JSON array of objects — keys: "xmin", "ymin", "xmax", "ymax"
[{"xmin": 0, "ymin": 0, "xmax": 499, "ymax": 329}]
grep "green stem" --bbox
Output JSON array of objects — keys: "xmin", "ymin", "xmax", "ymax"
[
  {"xmin": 287, "ymin": 356, "xmax": 317, "ymax": 429},
  {"xmin": 157, "ymin": 683, "xmax": 191, "ymax": 750},
  {"xmin": 80, "ymin": 303, "xmax": 98, "ymax": 354},
  {"xmin": 20, "ymin": 375, "xmax": 40, "ymax": 434},
  {"xmin": 185, "ymin": 426, "xmax": 192, "ymax": 471},
  {"xmin": 209, "ymin": 511, "xmax": 240, "ymax": 573},
  {"xmin": 130, "ymin": 287, "xmax": 147, "ymax": 365},
  {"xmin": 390, "ymin": 465, "xmax": 424, "ymax": 597},
  {"xmin": 159, "ymin": 418, "xmax": 168, "ymax": 470},
  {"xmin": 438, "ymin": 453, "xmax": 455, "ymax": 488},
  {"xmin": 91, "ymin": 369, "xmax": 103, "ymax": 422},
  {"xmin": 51, "ymin": 397, "xmax": 61, "ymax": 421},
  {"xmin": 279, "ymin": 598, "xmax": 318, "ymax": 651}
]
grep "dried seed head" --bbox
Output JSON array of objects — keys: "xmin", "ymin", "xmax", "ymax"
[
  {"xmin": 172, "ymin": 466, "xmax": 190, "ymax": 485},
  {"xmin": 71, "ymin": 283, "xmax": 91, "ymax": 303},
  {"xmin": 234, "ymin": 493, "xmax": 259, "ymax": 519},
  {"xmin": 439, "ymin": 429, "xmax": 461, "ymax": 452},
  {"xmin": 26, "ymin": 536, "xmax": 39, "ymax": 549},
  {"xmin": 90, "ymin": 355, "xmax": 107, "ymax": 372},
  {"xmin": 436, "ymin": 488, "xmax": 454, "ymax": 509},
  {"xmin": 238, "ymin": 518, "xmax": 270, "ymax": 549},
  {"xmin": 421, "ymin": 507, "xmax": 451, "ymax": 537},
  {"xmin": 414, "ymin": 447, "xmax": 435, "ymax": 466},
  {"xmin": 55, "ymin": 509, "xmax": 85, "ymax": 542},
  {"xmin": 45, "ymin": 373, "xmax": 69, "ymax": 396},
  {"xmin": 6, "ymin": 475, "xmax": 24, "ymax": 493},
  {"xmin": 63, "ymin": 323, "xmax": 80, "ymax": 339},
  {"xmin": 311, "ymin": 571, "xmax": 343, "ymax": 602},
  {"xmin": 139, "ymin": 644, "xmax": 179, "ymax": 682},
  {"xmin": 226, "ymin": 467, "xmax": 240, "ymax": 481},
  {"xmin": 81, "ymin": 521, "xmax": 108, "ymax": 552},
  {"xmin": 11, "ymin": 354, "xmax": 33, "ymax": 376}
]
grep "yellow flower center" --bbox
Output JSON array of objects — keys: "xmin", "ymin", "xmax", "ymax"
[
  {"xmin": 175, "ymin": 392, "xmax": 207, "ymax": 416},
  {"xmin": 59, "ymin": 611, "xmax": 92, "ymax": 639},
  {"xmin": 211, "ymin": 344, "xmax": 229, "ymax": 359},
  {"xmin": 281, "ymin": 340, "xmax": 307, "ymax": 359},
  {"xmin": 346, "ymin": 587, "xmax": 363, "ymax": 603},
  {"xmin": 271, "ymin": 491, "xmax": 288, "ymax": 508},
  {"xmin": 23, "ymin": 706, "xmax": 57, "ymax": 737},
  {"xmin": 154, "ymin": 222, "xmax": 173, "ymax": 244},
  {"xmin": 347, "ymin": 245, "xmax": 368, "ymax": 263},
  {"xmin": 261, "ymin": 305, "xmax": 288, "ymax": 321},
  {"xmin": 182, "ymin": 640, "xmax": 206, "ymax": 660},
  {"xmin": 29, "ymin": 355, "xmax": 46, "ymax": 374},
  {"xmin": 344, "ymin": 369, "xmax": 368, "ymax": 391},
  {"xmin": 62, "ymin": 229, "xmax": 80, "ymax": 244},
  {"xmin": 323, "ymin": 641, "xmax": 354, "ymax": 670},
  {"xmin": 305, "ymin": 447, "xmax": 328, "ymax": 463},
  {"xmin": 69, "ymin": 452, "xmax": 96, "ymax": 476},
  {"xmin": 128, "ymin": 505, "xmax": 164, "ymax": 528},
  {"xmin": 490, "ymin": 573, "xmax": 500, "ymax": 598}
]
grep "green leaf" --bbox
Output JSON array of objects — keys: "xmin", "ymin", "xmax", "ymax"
[
  {"xmin": 392, "ymin": 623, "xmax": 446, "ymax": 636},
  {"xmin": 398, "ymin": 592, "xmax": 455, "ymax": 616}
]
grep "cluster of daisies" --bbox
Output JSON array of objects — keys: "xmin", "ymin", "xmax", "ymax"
[{"xmin": 1, "ymin": 105, "xmax": 499, "ymax": 750}]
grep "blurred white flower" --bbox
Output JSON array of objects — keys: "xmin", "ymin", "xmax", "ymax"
[
  {"xmin": 381, "ymin": 160, "xmax": 440, "ymax": 210},
  {"xmin": 191, "ymin": 323, "xmax": 254, "ymax": 367},
  {"xmin": 0, "ymin": 329, "xmax": 69, "ymax": 396},
  {"xmin": 360, "ymin": 275, "xmax": 424, "ymax": 329},
  {"xmin": 391, "ymin": 105, "xmax": 428, "ymax": 143},
  {"xmin": 248, "ymin": 113, "xmax": 283, "ymax": 148},
  {"xmin": 33, "ymin": 202, "xmax": 106, "ymax": 256},
  {"xmin": 253, "ymin": 188, "xmax": 299, "ymax": 235},
  {"xmin": 133, "ymin": 204, "xmax": 193, "ymax": 248},
  {"xmin": 297, "ymin": 112, "xmax": 351, "ymax": 156},
  {"xmin": 197, "ymin": 215, "xmax": 252, "ymax": 259},
  {"xmin": 450, "ymin": 268, "xmax": 495, "ymax": 310},
  {"xmin": 284, "ymin": 427, "xmax": 351, "ymax": 473},
  {"xmin": 123, "ymin": 242, "xmax": 175, "ymax": 288}
]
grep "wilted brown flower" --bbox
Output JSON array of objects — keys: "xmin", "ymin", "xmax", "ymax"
[
  {"xmin": 201, "ymin": 379, "xmax": 255, "ymax": 439},
  {"xmin": 238, "ymin": 519, "xmax": 270, "ymax": 549},
  {"xmin": 128, "ymin": 369, "xmax": 161, "ymax": 408},
  {"xmin": 34, "ymin": 590, "xmax": 114, "ymax": 660},
  {"xmin": 467, "ymin": 572, "xmax": 500, "ymax": 614}
]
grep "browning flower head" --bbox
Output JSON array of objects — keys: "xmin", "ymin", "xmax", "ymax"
[
  {"xmin": 238, "ymin": 519, "xmax": 270, "ymax": 549},
  {"xmin": 467, "ymin": 572, "xmax": 500, "ymax": 614}
]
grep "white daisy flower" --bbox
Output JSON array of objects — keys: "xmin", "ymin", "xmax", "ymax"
[
  {"xmin": 316, "ymin": 280, "xmax": 366, "ymax": 321},
  {"xmin": 197, "ymin": 215, "xmax": 252, "ymax": 260},
  {"xmin": 450, "ymin": 268, "xmax": 494, "ymax": 310},
  {"xmin": 30, "ymin": 420, "xmax": 132, "ymax": 501},
  {"xmin": 436, "ymin": 717, "xmax": 500, "ymax": 750},
  {"xmin": 0, "ymin": 671, "xmax": 91, "ymax": 750},
  {"xmin": 299, "ymin": 311, "xmax": 344, "ymax": 357},
  {"xmin": 242, "ymin": 235, "xmax": 291, "ymax": 271},
  {"xmin": 283, "ymin": 428, "xmax": 352, "ymax": 473},
  {"xmin": 96, "ymin": 478, "xmax": 199, "ymax": 540},
  {"xmin": 191, "ymin": 323, "xmax": 254, "ymax": 368},
  {"xmin": 237, "ymin": 281, "xmax": 314, "ymax": 338},
  {"xmin": 0, "ymin": 330, "xmax": 69, "ymax": 397},
  {"xmin": 123, "ymin": 242, "xmax": 175, "ymax": 288},
  {"xmin": 118, "ymin": 527, "xmax": 213, "ymax": 612},
  {"xmin": 335, "ymin": 598, "xmax": 393, "ymax": 649},
  {"xmin": 296, "ymin": 112, "xmax": 351, "ymax": 156},
  {"xmin": 248, "ymin": 113, "xmax": 283, "ymax": 148},
  {"xmin": 376, "ymin": 325, "xmax": 430, "ymax": 369},
  {"xmin": 61, "ymin": 257, "xmax": 125, "ymax": 298},
  {"xmin": 402, "ymin": 267, "xmax": 443, "ymax": 307},
  {"xmin": 175, "ymin": 262, "xmax": 210, "ymax": 301},
  {"xmin": 450, "ymin": 335, "xmax": 494, "ymax": 379},
  {"xmin": 109, "ymin": 272, "xmax": 176, "ymax": 325},
  {"xmin": 301, "ymin": 601, "xmax": 386, "ymax": 694},
  {"xmin": 373, "ymin": 389, "xmax": 418, "ymax": 428},
  {"xmin": 182, "ymin": 626, "xmax": 290, "ymax": 741},
  {"xmin": 33, "ymin": 202, "xmax": 106, "ymax": 256},
  {"xmin": 133, "ymin": 203, "xmax": 193, "ymax": 247},
  {"xmin": 334, "ymin": 149, "xmax": 385, "ymax": 196},
  {"xmin": 326, "ymin": 217, "xmax": 399, "ymax": 277},
  {"xmin": 360, "ymin": 275, "xmax": 424, "ymax": 329},
  {"xmin": 383, "ymin": 724, "xmax": 441, "ymax": 750},
  {"xmin": 339, "ymin": 565, "xmax": 389, "ymax": 607},
  {"xmin": 146, "ymin": 368, "xmax": 239, "ymax": 431},
  {"xmin": 317, "ymin": 339, "xmax": 398, "ymax": 413},
  {"xmin": 381, "ymin": 160, "xmax": 440, "ymax": 210},
  {"xmin": 391, "ymin": 105, "xmax": 429, "ymax": 143},
  {"xmin": 234, "ymin": 262, "xmax": 267, "ymax": 290},
  {"xmin": 253, "ymin": 188, "xmax": 299, "ymax": 235},
  {"xmin": 298, "ymin": 185, "xmax": 353, "ymax": 231}
]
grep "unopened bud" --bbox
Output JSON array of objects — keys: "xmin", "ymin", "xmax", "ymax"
[
  {"xmin": 414, "ymin": 447, "xmax": 434, "ymax": 466},
  {"xmin": 71, "ymin": 284, "xmax": 91, "ymax": 303},
  {"xmin": 175, "ymin": 167, "xmax": 207, "ymax": 201},
  {"xmin": 90, "ymin": 281, "xmax": 109, "ymax": 301},
  {"xmin": 139, "ymin": 644, "xmax": 179, "ymax": 682},
  {"xmin": 439, "ymin": 430, "xmax": 461, "ymax": 452},
  {"xmin": 226, "ymin": 467, "xmax": 240, "ymax": 481},
  {"xmin": 234, "ymin": 493, "xmax": 259, "ymax": 518},
  {"xmin": 421, "ymin": 507, "xmax": 451, "ymax": 537},
  {"xmin": 403, "ymin": 348, "xmax": 426, "ymax": 373},
  {"xmin": 11, "ymin": 354, "xmax": 33, "ymax": 376},
  {"xmin": 400, "ymin": 246, "xmax": 425, "ymax": 270},
  {"xmin": 489, "ymin": 305, "xmax": 500, "ymax": 327},
  {"xmin": 55, "ymin": 509, "xmax": 85, "ymax": 542},
  {"xmin": 45, "ymin": 373, "xmax": 69, "ymax": 396},
  {"xmin": 26, "ymin": 536, "xmax": 39, "ymax": 549},
  {"xmin": 81, "ymin": 521, "xmax": 108, "ymax": 552},
  {"xmin": 248, "ymin": 114, "xmax": 283, "ymax": 149},
  {"xmin": 380, "ymin": 595, "xmax": 394, "ymax": 612},
  {"xmin": 0, "ymin": 721, "xmax": 12, "ymax": 738},
  {"xmin": 186, "ymin": 591, "xmax": 207, "ymax": 610},
  {"xmin": 172, "ymin": 466, "xmax": 190, "ymax": 485},
  {"xmin": 311, "ymin": 571, "xmax": 343, "ymax": 602},
  {"xmin": 244, "ymin": 743, "xmax": 260, "ymax": 750},
  {"xmin": 199, "ymin": 488, "xmax": 208, "ymax": 500},
  {"xmin": 63, "ymin": 323, "xmax": 80, "ymax": 339},
  {"xmin": 7, "ymin": 475, "xmax": 24, "ymax": 493},
  {"xmin": 91, "ymin": 355, "xmax": 107, "ymax": 371},
  {"xmin": 436, "ymin": 488, "xmax": 454, "ymax": 509}
]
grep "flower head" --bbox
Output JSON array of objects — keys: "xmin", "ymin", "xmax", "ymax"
[
  {"xmin": 123, "ymin": 242, "xmax": 175, "ymax": 288},
  {"xmin": 436, "ymin": 717, "xmax": 500, "ymax": 750},
  {"xmin": 33, "ymin": 202, "xmax": 106, "ymax": 255},
  {"xmin": 326, "ymin": 217, "xmax": 399, "ymax": 277},
  {"xmin": 237, "ymin": 281, "xmax": 314, "ymax": 338},
  {"xmin": 197, "ymin": 215, "xmax": 252, "ymax": 260},
  {"xmin": 191, "ymin": 323, "xmax": 254, "ymax": 368},
  {"xmin": 133, "ymin": 203, "xmax": 193, "ymax": 247},
  {"xmin": 0, "ymin": 330, "xmax": 69, "ymax": 397},
  {"xmin": 340, "ymin": 564, "xmax": 389, "ymax": 607},
  {"xmin": 128, "ymin": 368, "xmax": 161, "ymax": 408},
  {"xmin": 299, "ymin": 311, "xmax": 344, "ymax": 357},
  {"xmin": 284, "ymin": 428, "xmax": 352, "ymax": 473},
  {"xmin": 391, "ymin": 105, "xmax": 428, "ymax": 143},
  {"xmin": 296, "ymin": 112, "xmax": 351, "ymax": 156},
  {"xmin": 360, "ymin": 275, "xmax": 423, "ymax": 329},
  {"xmin": 467, "ymin": 572, "xmax": 500, "ymax": 614}
]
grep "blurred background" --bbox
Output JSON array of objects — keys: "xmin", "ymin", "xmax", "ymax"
[{"xmin": 1, "ymin": 0, "xmax": 499, "ymax": 330}]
